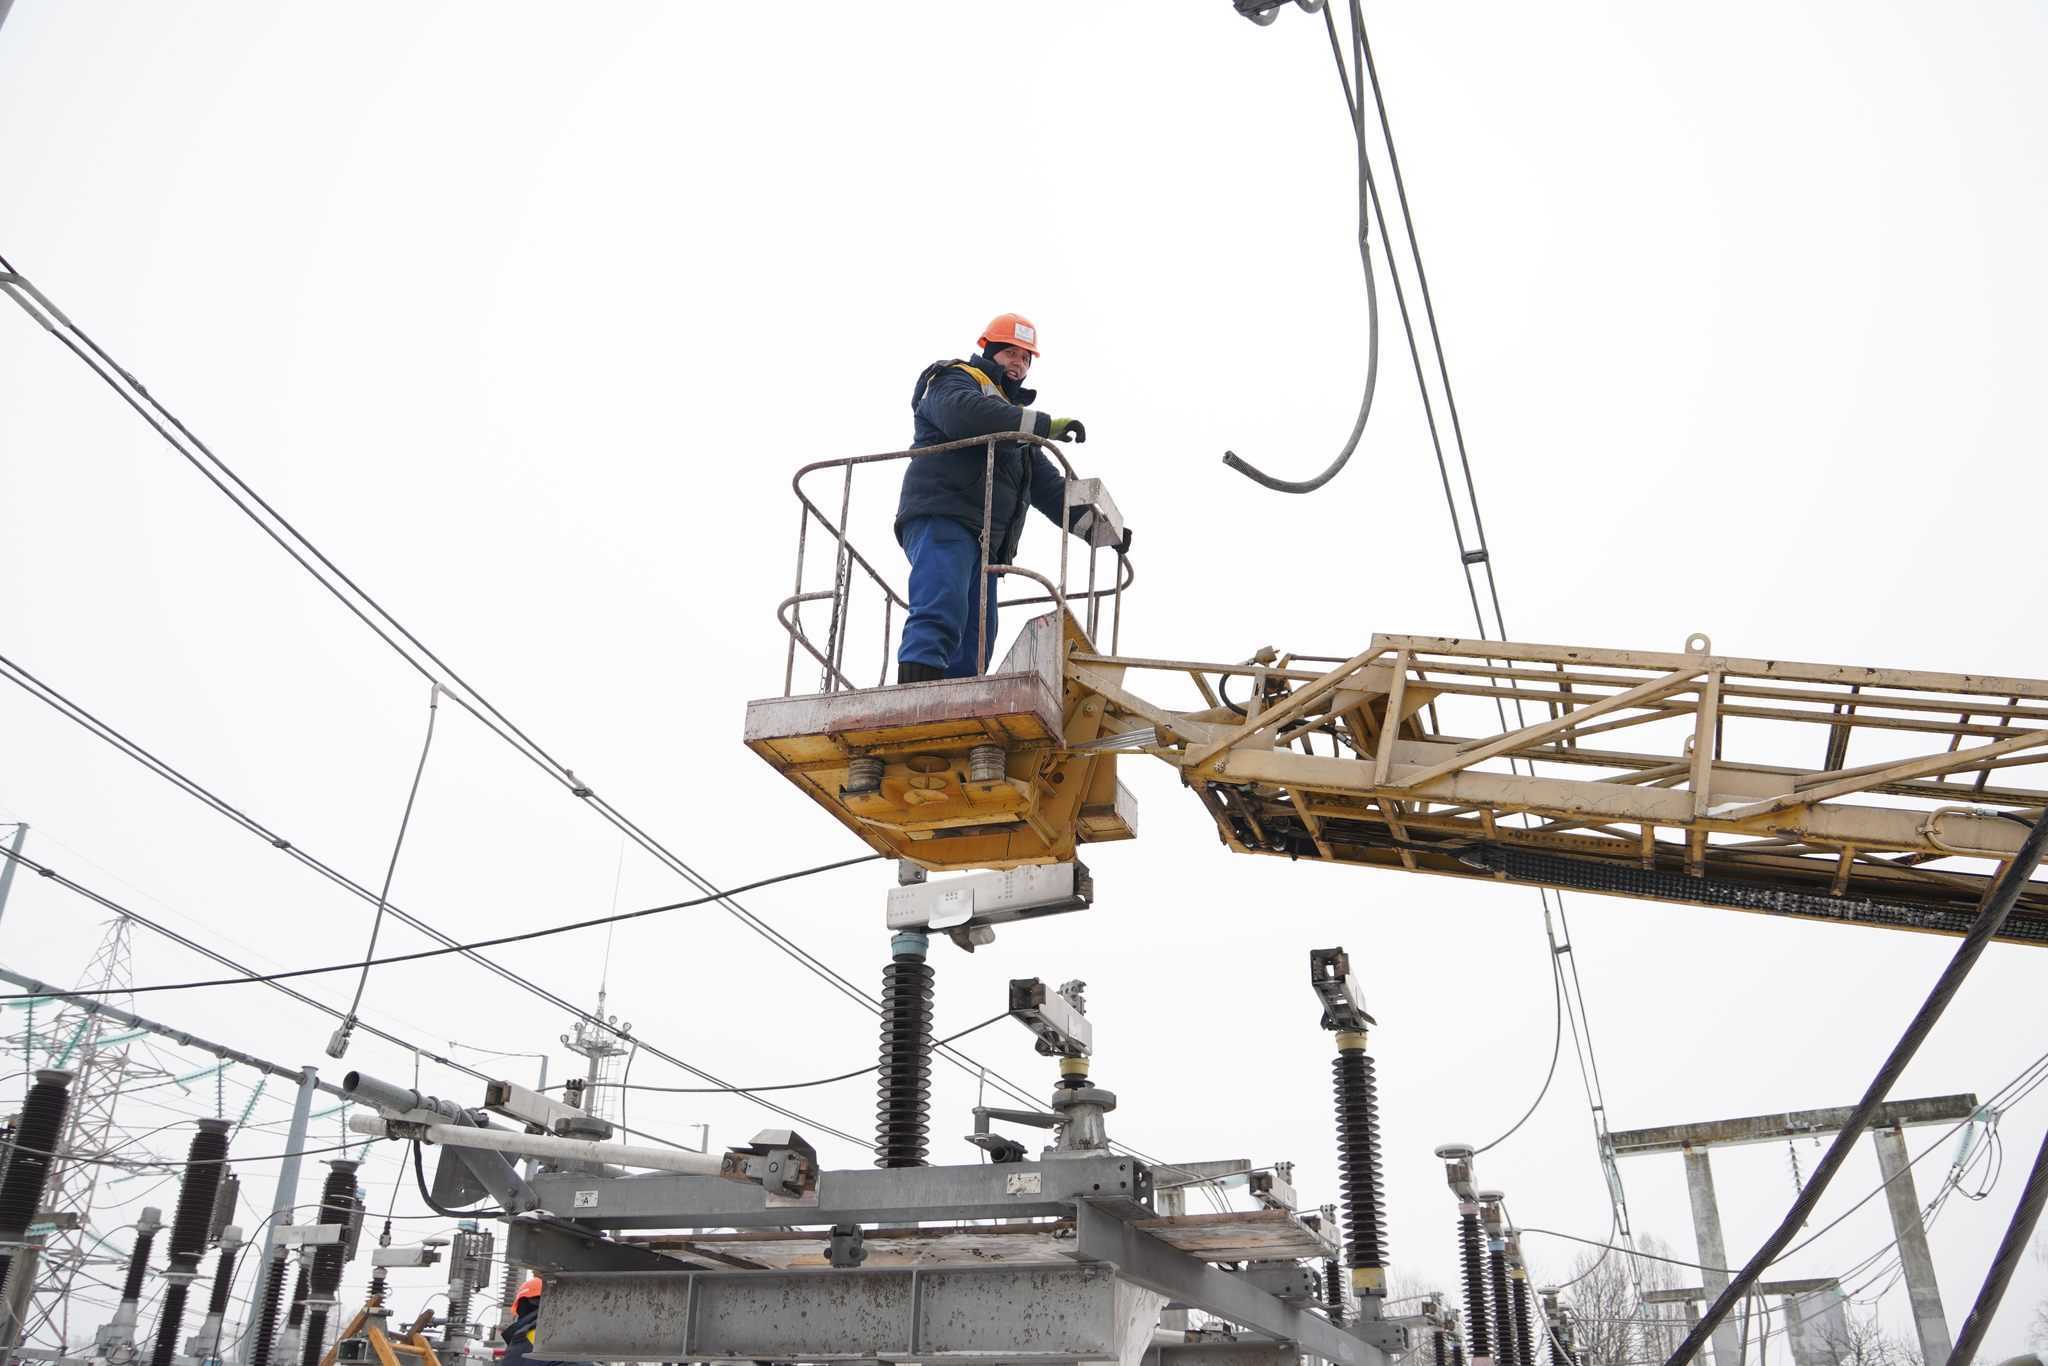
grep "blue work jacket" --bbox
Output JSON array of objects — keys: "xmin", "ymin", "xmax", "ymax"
[{"xmin": 895, "ymin": 355, "xmax": 1067, "ymax": 565}]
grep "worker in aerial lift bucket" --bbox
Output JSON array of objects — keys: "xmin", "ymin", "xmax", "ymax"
[
  {"xmin": 894, "ymin": 312, "xmax": 1125, "ymax": 684},
  {"xmin": 498, "ymin": 1276, "xmax": 594, "ymax": 1366}
]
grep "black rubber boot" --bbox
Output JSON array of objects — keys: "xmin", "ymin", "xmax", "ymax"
[{"xmin": 897, "ymin": 661, "xmax": 944, "ymax": 685}]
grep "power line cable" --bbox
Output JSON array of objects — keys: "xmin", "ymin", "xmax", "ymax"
[
  {"xmin": 1664, "ymin": 814, "xmax": 2048, "ymax": 1366},
  {"xmin": 0, "ymin": 256, "xmax": 898, "ymax": 1022},
  {"xmin": 0, "ymin": 843, "xmax": 880, "ymax": 999},
  {"xmin": 1220, "ymin": 0, "xmax": 1380, "ymax": 494},
  {"xmin": 584, "ymin": 1012, "xmax": 1008, "ymax": 1095},
  {"xmin": 1, "ymin": 845, "xmax": 871, "ymax": 1148},
  {"xmin": 0, "ymin": 850, "xmax": 489, "ymax": 1084},
  {"xmin": 0, "ymin": 656, "xmax": 881, "ymax": 1147},
  {"xmin": 1472, "ymin": 930, "xmax": 1565, "ymax": 1155}
]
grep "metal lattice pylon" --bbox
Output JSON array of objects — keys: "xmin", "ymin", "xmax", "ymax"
[{"xmin": 26, "ymin": 915, "xmax": 140, "ymax": 1351}]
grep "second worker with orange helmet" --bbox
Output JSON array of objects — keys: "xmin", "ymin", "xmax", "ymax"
[{"xmin": 894, "ymin": 313, "xmax": 1120, "ymax": 684}]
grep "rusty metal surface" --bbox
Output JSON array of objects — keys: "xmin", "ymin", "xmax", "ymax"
[
  {"xmin": 1132, "ymin": 1208, "xmax": 1338, "ymax": 1261},
  {"xmin": 745, "ymin": 671, "xmax": 1063, "ymax": 746},
  {"xmin": 744, "ymin": 611, "xmax": 1138, "ymax": 870},
  {"xmin": 1062, "ymin": 632, "xmax": 2048, "ymax": 944},
  {"xmin": 630, "ymin": 1221, "xmax": 1076, "ymax": 1270}
]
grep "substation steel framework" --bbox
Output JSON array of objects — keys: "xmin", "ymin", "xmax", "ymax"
[{"xmin": 342, "ymin": 949, "xmax": 1411, "ymax": 1366}]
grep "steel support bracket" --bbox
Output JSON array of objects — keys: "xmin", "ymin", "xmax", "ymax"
[{"xmin": 1069, "ymin": 1202, "xmax": 1388, "ymax": 1366}]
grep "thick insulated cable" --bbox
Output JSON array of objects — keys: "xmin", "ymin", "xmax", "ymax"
[{"xmin": 1222, "ymin": 0, "xmax": 1380, "ymax": 494}]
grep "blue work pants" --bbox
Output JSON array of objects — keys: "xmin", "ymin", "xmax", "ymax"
[{"xmin": 897, "ymin": 515, "xmax": 999, "ymax": 679}]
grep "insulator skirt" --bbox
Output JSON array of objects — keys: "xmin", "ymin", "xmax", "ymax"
[
  {"xmin": 249, "ymin": 1249, "xmax": 291, "ymax": 1366},
  {"xmin": 310, "ymin": 1163, "xmax": 358, "ymax": 1296},
  {"xmin": 1489, "ymin": 1249, "xmax": 1518, "ymax": 1366},
  {"xmin": 121, "ymin": 1227, "xmax": 159, "ymax": 1303},
  {"xmin": 0, "ymin": 1071, "xmax": 73, "ymax": 1290},
  {"xmin": 875, "ymin": 954, "xmax": 934, "ymax": 1167},
  {"xmin": 166, "ymin": 1124, "xmax": 232, "ymax": 1261},
  {"xmin": 147, "ymin": 1281, "xmax": 193, "ymax": 1366},
  {"xmin": 1331, "ymin": 1049, "xmax": 1386, "ymax": 1273},
  {"xmin": 1459, "ymin": 1212, "xmax": 1491, "ymax": 1357},
  {"xmin": 1510, "ymin": 1276, "xmax": 1535, "ymax": 1366},
  {"xmin": 207, "ymin": 1243, "xmax": 240, "ymax": 1316}
]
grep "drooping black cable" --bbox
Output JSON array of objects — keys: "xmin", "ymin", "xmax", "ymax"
[
  {"xmin": 1473, "ymin": 943, "xmax": 1564, "ymax": 1156},
  {"xmin": 0, "ymin": 842, "xmax": 880, "ymax": 999},
  {"xmin": 1944, "ymin": 1119, "xmax": 2048, "ymax": 1366},
  {"xmin": 334, "ymin": 684, "xmax": 441, "ymax": 1053},
  {"xmin": 1664, "ymin": 814, "xmax": 2048, "ymax": 1366},
  {"xmin": 410, "ymin": 1139, "xmax": 504, "ymax": 1221},
  {"xmin": 1222, "ymin": 0, "xmax": 1379, "ymax": 494}
]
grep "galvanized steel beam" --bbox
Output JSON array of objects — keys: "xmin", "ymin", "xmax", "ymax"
[{"xmin": 539, "ymin": 1262, "xmax": 1139, "ymax": 1363}]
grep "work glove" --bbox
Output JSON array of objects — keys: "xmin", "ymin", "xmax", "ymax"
[
  {"xmin": 1050, "ymin": 416, "xmax": 1088, "ymax": 443},
  {"xmin": 1070, "ymin": 511, "xmax": 1134, "ymax": 555}
]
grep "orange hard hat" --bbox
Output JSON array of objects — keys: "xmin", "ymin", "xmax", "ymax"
[
  {"xmin": 515, "ymin": 1275, "xmax": 544, "ymax": 1304},
  {"xmin": 978, "ymin": 313, "xmax": 1040, "ymax": 357}
]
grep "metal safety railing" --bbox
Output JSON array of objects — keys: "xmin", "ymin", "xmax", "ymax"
[{"xmin": 778, "ymin": 433, "xmax": 1135, "ymax": 697}]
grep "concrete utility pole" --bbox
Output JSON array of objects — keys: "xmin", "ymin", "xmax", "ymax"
[
  {"xmin": 1612, "ymin": 1094, "xmax": 1976, "ymax": 1366},
  {"xmin": 1680, "ymin": 1151, "xmax": 1741, "ymax": 1366},
  {"xmin": 1871, "ymin": 1124, "xmax": 1951, "ymax": 1365},
  {"xmin": 248, "ymin": 1063, "xmax": 322, "ymax": 1337}
]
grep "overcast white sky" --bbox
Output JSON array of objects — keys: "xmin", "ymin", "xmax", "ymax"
[{"xmin": 4, "ymin": 0, "xmax": 2048, "ymax": 1358}]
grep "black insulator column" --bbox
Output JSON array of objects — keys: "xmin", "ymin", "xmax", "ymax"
[
  {"xmin": 0, "ymin": 1070, "xmax": 74, "ymax": 1292},
  {"xmin": 1509, "ymin": 1272, "xmax": 1535, "ymax": 1366},
  {"xmin": 1433, "ymin": 1327, "xmax": 1448, "ymax": 1366},
  {"xmin": 1331, "ymin": 1031, "xmax": 1387, "ymax": 1299},
  {"xmin": 1458, "ymin": 1208, "xmax": 1491, "ymax": 1361},
  {"xmin": 301, "ymin": 1160, "xmax": 360, "ymax": 1366},
  {"xmin": 875, "ymin": 931, "xmax": 933, "ymax": 1168},
  {"xmin": 248, "ymin": 1246, "xmax": 291, "ymax": 1366},
  {"xmin": 1487, "ymin": 1245, "xmax": 1517, "ymax": 1366},
  {"xmin": 1323, "ymin": 1255, "xmax": 1345, "ymax": 1327},
  {"xmin": 148, "ymin": 1118, "xmax": 232, "ymax": 1366},
  {"xmin": 119, "ymin": 1210, "xmax": 161, "ymax": 1305},
  {"xmin": 205, "ymin": 1239, "xmax": 240, "ymax": 1320},
  {"xmin": 1452, "ymin": 1333, "xmax": 1469, "ymax": 1366},
  {"xmin": 284, "ymin": 1262, "xmax": 312, "ymax": 1332}
]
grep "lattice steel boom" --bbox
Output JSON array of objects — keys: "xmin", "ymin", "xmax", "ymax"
[{"xmin": 747, "ymin": 621, "xmax": 2048, "ymax": 945}]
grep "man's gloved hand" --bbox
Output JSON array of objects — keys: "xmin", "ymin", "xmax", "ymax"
[
  {"xmin": 1070, "ymin": 511, "xmax": 1134, "ymax": 555},
  {"xmin": 1050, "ymin": 417, "xmax": 1088, "ymax": 443}
]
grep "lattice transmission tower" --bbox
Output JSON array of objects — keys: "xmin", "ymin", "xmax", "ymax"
[{"xmin": 24, "ymin": 914, "xmax": 144, "ymax": 1351}]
